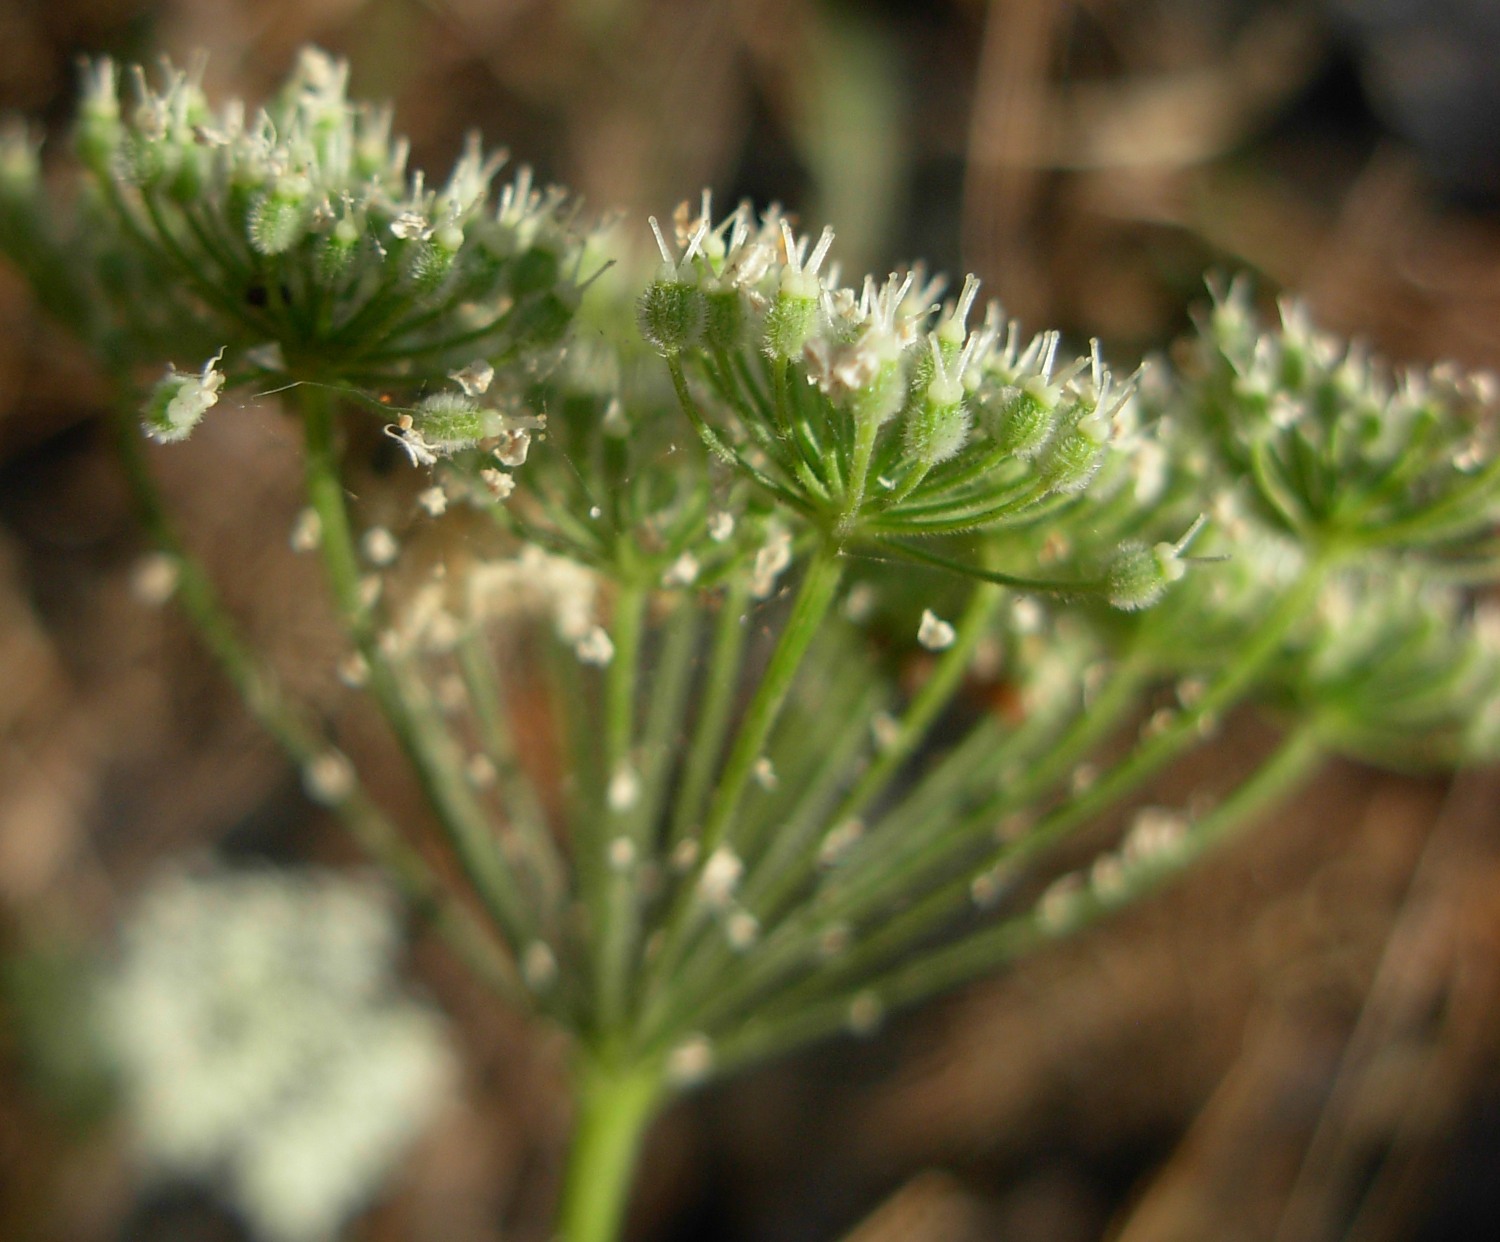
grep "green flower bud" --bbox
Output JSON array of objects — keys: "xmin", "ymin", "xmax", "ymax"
[
  {"xmin": 413, "ymin": 392, "xmax": 488, "ymax": 453},
  {"xmin": 514, "ymin": 287, "xmax": 578, "ymax": 348},
  {"xmin": 315, "ymin": 216, "xmax": 361, "ymax": 284},
  {"xmin": 702, "ymin": 284, "xmax": 747, "ymax": 353},
  {"xmin": 247, "ymin": 175, "xmax": 311, "ymax": 255},
  {"xmin": 637, "ymin": 278, "xmax": 703, "ymax": 355},
  {"xmin": 1106, "ymin": 539, "xmax": 1187, "ymax": 611},
  {"xmin": 903, "ymin": 343, "xmax": 971, "ymax": 465},
  {"xmin": 165, "ymin": 143, "xmax": 209, "ymax": 202},
  {"xmin": 849, "ymin": 356, "xmax": 907, "ymax": 430},
  {"xmin": 935, "ymin": 275, "xmax": 981, "ymax": 357},
  {"xmin": 1037, "ymin": 409, "xmax": 1108, "ymax": 493},
  {"xmin": 141, "ymin": 351, "xmax": 225, "ymax": 444},
  {"xmin": 904, "ymin": 396, "xmax": 971, "ymax": 466},
  {"xmin": 508, "ymin": 245, "xmax": 560, "ymax": 297},
  {"xmin": 986, "ymin": 381, "xmax": 1055, "ymax": 457},
  {"xmin": 405, "ymin": 238, "xmax": 458, "ymax": 291},
  {"xmin": 763, "ymin": 289, "xmax": 817, "ymax": 361},
  {"xmin": 118, "ymin": 130, "xmax": 173, "ymax": 189},
  {"xmin": 76, "ymin": 61, "xmax": 123, "ymax": 176}
]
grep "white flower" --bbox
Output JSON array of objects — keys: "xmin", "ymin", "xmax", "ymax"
[
  {"xmin": 917, "ymin": 609, "xmax": 956, "ymax": 651},
  {"xmin": 141, "ymin": 349, "xmax": 226, "ymax": 443},
  {"xmin": 103, "ymin": 869, "xmax": 455, "ymax": 1242}
]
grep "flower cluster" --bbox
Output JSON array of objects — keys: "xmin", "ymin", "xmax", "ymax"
[
  {"xmin": 636, "ymin": 198, "xmax": 1163, "ymax": 579},
  {"xmin": 7, "ymin": 48, "xmax": 1500, "ymax": 1242},
  {"xmin": 7, "ymin": 48, "xmax": 594, "ymax": 423},
  {"xmin": 103, "ymin": 869, "xmax": 455, "ymax": 1242},
  {"xmin": 1186, "ymin": 278, "xmax": 1500, "ymax": 554}
]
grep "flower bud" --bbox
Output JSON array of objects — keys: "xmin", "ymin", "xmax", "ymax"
[
  {"xmin": 1037, "ymin": 409, "xmax": 1108, "ymax": 494},
  {"xmin": 985, "ymin": 381, "xmax": 1055, "ymax": 457},
  {"xmin": 405, "ymin": 237, "xmax": 458, "ymax": 291},
  {"xmin": 637, "ymin": 278, "xmax": 703, "ymax": 355},
  {"xmin": 247, "ymin": 173, "xmax": 311, "ymax": 255},
  {"xmin": 1106, "ymin": 539, "xmax": 1186, "ymax": 611},
  {"xmin": 849, "ymin": 356, "xmax": 907, "ymax": 430},
  {"xmin": 513, "ymin": 286, "xmax": 578, "ymax": 348},
  {"xmin": 935, "ymin": 275, "xmax": 981, "ymax": 357},
  {"xmin": 165, "ymin": 142, "xmax": 210, "ymax": 202},
  {"xmin": 903, "ymin": 347, "xmax": 971, "ymax": 465},
  {"xmin": 762, "ymin": 288, "xmax": 818, "ymax": 362},
  {"xmin": 702, "ymin": 284, "xmax": 748, "ymax": 353},
  {"xmin": 316, "ymin": 216, "xmax": 361, "ymax": 283},
  {"xmin": 142, "ymin": 351, "xmax": 226, "ymax": 443},
  {"xmin": 118, "ymin": 129, "xmax": 173, "ymax": 189},
  {"xmin": 508, "ymin": 245, "xmax": 559, "ymax": 297},
  {"xmin": 412, "ymin": 392, "xmax": 487, "ymax": 453},
  {"xmin": 76, "ymin": 60, "xmax": 123, "ymax": 176}
]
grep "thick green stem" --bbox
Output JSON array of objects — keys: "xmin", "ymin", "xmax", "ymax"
[{"xmin": 556, "ymin": 1058, "xmax": 664, "ymax": 1242}]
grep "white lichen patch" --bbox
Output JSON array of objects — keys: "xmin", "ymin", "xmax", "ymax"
[
  {"xmin": 607, "ymin": 762, "xmax": 641, "ymax": 812},
  {"xmin": 751, "ymin": 756, "xmax": 777, "ymax": 790},
  {"xmin": 750, "ymin": 526, "xmax": 792, "ymax": 598},
  {"xmin": 661, "ymin": 551, "xmax": 700, "ymax": 588}
]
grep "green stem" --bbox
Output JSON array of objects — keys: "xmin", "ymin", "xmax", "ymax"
[
  {"xmin": 838, "ymin": 412, "xmax": 882, "ymax": 537},
  {"xmin": 455, "ymin": 631, "xmax": 566, "ymax": 917},
  {"xmin": 693, "ymin": 548, "xmax": 843, "ymax": 861},
  {"xmin": 556, "ymin": 1057, "xmax": 664, "ymax": 1242},
  {"xmin": 860, "ymin": 536, "xmax": 1101, "ymax": 594},
  {"xmin": 819, "ymin": 657, "xmax": 1147, "ymax": 926},
  {"xmin": 759, "ymin": 560, "xmax": 1329, "ymax": 1016},
  {"xmin": 667, "ymin": 576, "xmax": 751, "ymax": 851},
  {"xmin": 642, "ymin": 546, "xmax": 844, "ymax": 1011},
  {"xmin": 597, "ymin": 580, "xmax": 648, "ymax": 1031},
  {"xmin": 745, "ymin": 579, "xmax": 1003, "ymax": 924},
  {"xmin": 642, "ymin": 645, "xmax": 1132, "ymax": 1053},
  {"xmin": 666, "ymin": 355, "xmax": 814, "ymax": 515},
  {"xmin": 111, "ymin": 406, "xmax": 524, "ymax": 1002},
  {"xmin": 712, "ymin": 726, "xmax": 1325, "ymax": 1075},
  {"xmin": 297, "ymin": 385, "xmax": 536, "ymax": 952}
]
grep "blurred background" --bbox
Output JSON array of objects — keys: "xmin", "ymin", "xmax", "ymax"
[{"xmin": 4, "ymin": 1, "xmax": 1500, "ymax": 1239}]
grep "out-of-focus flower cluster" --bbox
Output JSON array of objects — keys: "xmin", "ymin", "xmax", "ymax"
[
  {"xmin": 1188, "ymin": 278, "xmax": 1500, "ymax": 552},
  {"xmin": 102, "ymin": 869, "xmax": 455, "ymax": 1242}
]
